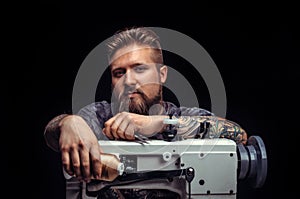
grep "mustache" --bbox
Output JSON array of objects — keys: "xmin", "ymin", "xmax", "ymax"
[
  {"xmin": 122, "ymin": 86, "xmax": 144, "ymax": 96},
  {"xmin": 111, "ymin": 85, "xmax": 163, "ymax": 115}
]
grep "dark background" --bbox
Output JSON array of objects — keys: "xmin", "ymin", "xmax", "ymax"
[{"xmin": 12, "ymin": 2, "xmax": 299, "ymax": 199}]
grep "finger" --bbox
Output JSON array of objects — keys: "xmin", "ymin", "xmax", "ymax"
[
  {"xmin": 104, "ymin": 114, "xmax": 119, "ymax": 139},
  {"xmin": 242, "ymin": 131, "xmax": 248, "ymax": 145},
  {"xmin": 90, "ymin": 146, "xmax": 102, "ymax": 180},
  {"xmin": 61, "ymin": 150, "xmax": 73, "ymax": 176},
  {"xmin": 110, "ymin": 113, "xmax": 127, "ymax": 139},
  {"xmin": 117, "ymin": 119, "xmax": 130, "ymax": 139},
  {"xmin": 124, "ymin": 123, "xmax": 135, "ymax": 140},
  {"xmin": 70, "ymin": 149, "xmax": 82, "ymax": 179},
  {"xmin": 79, "ymin": 147, "xmax": 91, "ymax": 182},
  {"xmin": 103, "ymin": 128, "xmax": 114, "ymax": 140},
  {"xmin": 102, "ymin": 128, "xmax": 112, "ymax": 140}
]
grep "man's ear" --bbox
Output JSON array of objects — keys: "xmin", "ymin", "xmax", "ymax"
[{"xmin": 159, "ymin": 65, "xmax": 168, "ymax": 83}]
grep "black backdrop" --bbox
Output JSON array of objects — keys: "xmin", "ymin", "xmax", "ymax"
[{"xmin": 13, "ymin": 2, "xmax": 299, "ymax": 199}]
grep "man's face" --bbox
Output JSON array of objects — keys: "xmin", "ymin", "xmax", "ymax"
[{"xmin": 110, "ymin": 45, "xmax": 167, "ymax": 115}]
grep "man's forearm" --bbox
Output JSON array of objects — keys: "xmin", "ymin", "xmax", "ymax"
[
  {"xmin": 176, "ymin": 116, "xmax": 247, "ymax": 144},
  {"xmin": 44, "ymin": 114, "xmax": 69, "ymax": 152}
]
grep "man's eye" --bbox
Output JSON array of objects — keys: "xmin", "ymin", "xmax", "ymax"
[
  {"xmin": 113, "ymin": 70, "xmax": 125, "ymax": 78},
  {"xmin": 134, "ymin": 66, "xmax": 147, "ymax": 73}
]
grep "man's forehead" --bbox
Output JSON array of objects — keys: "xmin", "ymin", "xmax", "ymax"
[
  {"xmin": 110, "ymin": 44, "xmax": 154, "ymax": 63},
  {"xmin": 110, "ymin": 45, "xmax": 156, "ymax": 67}
]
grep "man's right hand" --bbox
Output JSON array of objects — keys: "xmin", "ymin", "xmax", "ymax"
[{"xmin": 58, "ymin": 115, "xmax": 102, "ymax": 182}]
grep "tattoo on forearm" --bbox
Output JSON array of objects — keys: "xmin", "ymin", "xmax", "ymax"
[
  {"xmin": 44, "ymin": 114, "xmax": 69, "ymax": 152},
  {"xmin": 176, "ymin": 116, "xmax": 246, "ymax": 144}
]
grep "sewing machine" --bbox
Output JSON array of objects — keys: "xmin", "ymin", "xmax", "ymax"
[{"xmin": 66, "ymin": 135, "xmax": 267, "ymax": 199}]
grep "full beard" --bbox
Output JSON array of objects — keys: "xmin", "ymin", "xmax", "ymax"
[{"xmin": 113, "ymin": 86, "xmax": 162, "ymax": 115}]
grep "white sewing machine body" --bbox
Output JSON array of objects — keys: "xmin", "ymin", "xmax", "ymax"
[
  {"xmin": 87, "ymin": 139, "xmax": 238, "ymax": 199},
  {"xmin": 67, "ymin": 136, "xmax": 267, "ymax": 199}
]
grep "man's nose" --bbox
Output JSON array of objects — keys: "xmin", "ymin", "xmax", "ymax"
[{"xmin": 124, "ymin": 70, "xmax": 137, "ymax": 85}]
